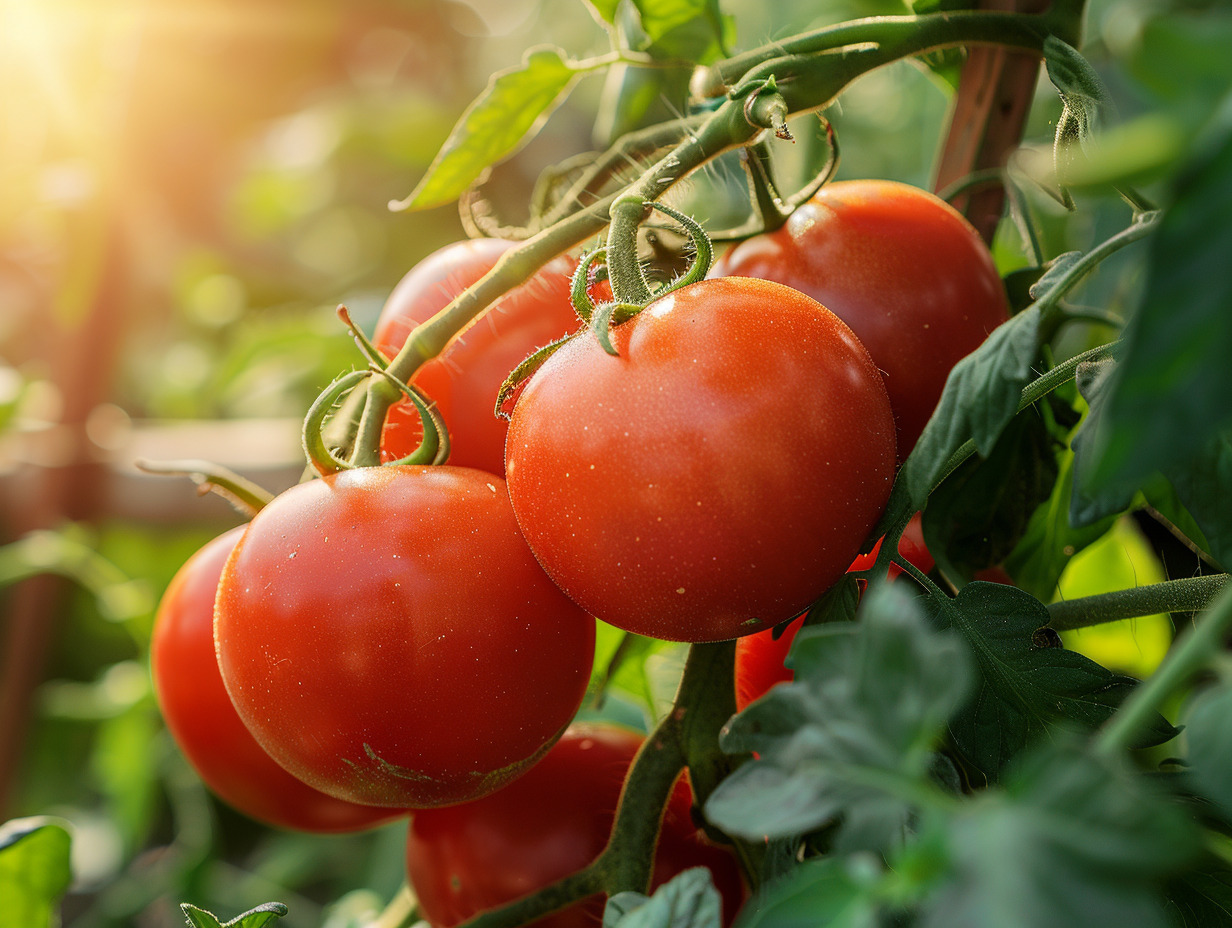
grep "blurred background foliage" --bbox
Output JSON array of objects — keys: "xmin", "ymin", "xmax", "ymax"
[{"xmin": 0, "ymin": 0, "xmax": 1228, "ymax": 924}]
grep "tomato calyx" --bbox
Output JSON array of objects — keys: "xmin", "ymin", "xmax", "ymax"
[
  {"xmin": 302, "ymin": 353, "xmax": 451, "ymax": 478},
  {"xmin": 495, "ymin": 198, "xmax": 717, "ymax": 411}
]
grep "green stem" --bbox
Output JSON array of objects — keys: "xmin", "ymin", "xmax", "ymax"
[
  {"xmin": 458, "ymin": 643, "xmax": 743, "ymax": 928},
  {"xmin": 607, "ymin": 195, "xmax": 653, "ymax": 304},
  {"xmin": 133, "ymin": 459, "xmax": 273, "ymax": 515},
  {"xmin": 346, "ymin": 7, "xmax": 1070, "ymax": 463},
  {"xmin": 1036, "ymin": 211, "xmax": 1160, "ymax": 341},
  {"xmin": 1096, "ymin": 583, "xmax": 1232, "ymax": 757},
  {"xmin": 704, "ymin": 11, "xmax": 1063, "ymax": 91},
  {"xmin": 1048, "ymin": 575, "xmax": 1229, "ymax": 632},
  {"xmin": 916, "ymin": 340, "xmax": 1119, "ymax": 500}
]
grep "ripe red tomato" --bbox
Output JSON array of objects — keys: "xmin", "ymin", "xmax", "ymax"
[
  {"xmin": 151, "ymin": 528, "xmax": 399, "ymax": 832},
  {"xmin": 374, "ymin": 238, "xmax": 583, "ymax": 473},
  {"xmin": 505, "ymin": 277, "xmax": 896, "ymax": 643},
  {"xmin": 405, "ymin": 723, "xmax": 745, "ymax": 928},
  {"xmin": 734, "ymin": 514, "xmax": 1013, "ymax": 710},
  {"xmin": 214, "ymin": 465, "xmax": 596, "ymax": 808},
  {"xmin": 711, "ymin": 180, "xmax": 1009, "ymax": 459}
]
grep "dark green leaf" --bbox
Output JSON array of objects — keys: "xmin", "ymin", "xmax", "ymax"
[
  {"xmin": 1082, "ymin": 93, "xmax": 1232, "ymax": 495},
  {"xmin": 1074, "ymin": 358, "xmax": 1232, "ymax": 568},
  {"xmin": 902, "ymin": 306, "xmax": 1042, "ymax": 508},
  {"xmin": 926, "ymin": 582, "xmax": 1177, "ymax": 779},
  {"xmin": 604, "ymin": 869, "xmax": 722, "ymax": 928},
  {"xmin": 1071, "ymin": 358, "xmax": 1135, "ymax": 526},
  {"xmin": 0, "ymin": 817, "xmax": 72, "ymax": 928},
  {"xmin": 921, "ymin": 739, "xmax": 1200, "ymax": 928},
  {"xmin": 922, "ymin": 411, "xmax": 1060, "ymax": 582},
  {"xmin": 736, "ymin": 857, "xmax": 882, "ymax": 928},
  {"xmin": 1165, "ymin": 865, "xmax": 1232, "ymax": 927},
  {"xmin": 391, "ymin": 48, "xmax": 579, "ymax": 212},
  {"xmin": 1181, "ymin": 684, "xmax": 1232, "ymax": 819},
  {"xmin": 800, "ymin": 574, "xmax": 861, "ymax": 629},
  {"xmin": 706, "ymin": 585, "xmax": 972, "ymax": 849},
  {"xmin": 180, "ymin": 902, "xmax": 289, "ymax": 928},
  {"xmin": 1004, "ymin": 448, "xmax": 1116, "ymax": 602},
  {"xmin": 1164, "ymin": 430, "xmax": 1232, "ymax": 570}
]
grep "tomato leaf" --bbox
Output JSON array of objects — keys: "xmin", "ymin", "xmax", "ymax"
[
  {"xmin": 1072, "ymin": 358, "xmax": 1231, "ymax": 568},
  {"xmin": 922, "ymin": 411, "xmax": 1060, "ymax": 583},
  {"xmin": 1180, "ymin": 684, "xmax": 1232, "ymax": 821},
  {"xmin": 901, "ymin": 305, "xmax": 1042, "ymax": 509},
  {"xmin": 705, "ymin": 584, "xmax": 971, "ymax": 849},
  {"xmin": 1164, "ymin": 866, "xmax": 1232, "ymax": 927},
  {"xmin": 1044, "ymin": 38, "xmax": 1110, "ymax": 204},
  {"xmin": 627, "ymin": 0, "xmax": 732, "ymax": 64},
  {"xmin": 179, "ymin": 902, "xmax": 289, "ymax": 928},
  {"xmin": 735, "ymin": 857, "xmax": 883, "ymax": 928},
  {"xmin": 1077, "ymin": 93, "xmax": 1232, "ymax": 498},
  {"xmin": 1004, "ymin": 449, "xmax": 1116, "ymax": 602},
  {"xmin": 584, "ymin": 0, "xmax": 621, "ymax": 25},
  {"xmin": 925, "ymin": 582, "xmax": 1177, "ymax": 780},
  {"xmin": 604, "ymin": 868, "xmax": 723, "ymax": 928},
  {"xmin": 920, "ymin": 739, "xmax": 1199, "ymax": 928},
  {"xmin": 0, "ymin": 817, "xmax": 72, "ymax": 928},
  {"xmin": 391, "ymin": 47, "xmax": 581, "ymax": 212}
]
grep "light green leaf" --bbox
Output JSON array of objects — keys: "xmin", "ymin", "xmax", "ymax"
[
  {"xmin": 179, "ymin": 902, "xmax": 289, "ymax": 928},
  {"xmin": 392, "ymin": 47, "xmax": 580, "ymax": 212},
  {"xmin": 0, "ymin": 817, "xmax": 72, "ymax": 928}
]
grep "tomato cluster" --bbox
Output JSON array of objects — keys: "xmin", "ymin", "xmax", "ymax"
[
  {"xmin": 406, "ymin": 724, "xmax": 745, "ymax": 928},
  {"xmin": 712, "ymin": 180, "xmax": 1009, "ymax": 459},
  {"xmin": 150, "ymin": 179, "xmax": 1007, "ymax": 922}
]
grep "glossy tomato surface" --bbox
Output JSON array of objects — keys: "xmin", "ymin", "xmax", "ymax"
[
  {"xmin": 151, "ymin": 528, "xmax": 398, "ymax": 832},
  {"xmin": 505, "ymin": 277, "xmax": 896, "ymax": 643},
  {"xmin": 374, "ymin": 238, "xmax": 582, "ymax": 473},
  {"xmin": 711, "ymin": 180, "xmax": 1009, "ymax": 458},
  {"xmin": 214, "ymin": 466, "xmax": 596, "ymax": 808},
  {"xmin": 734, "ymin": 514, "xmax": 1013, "ymax": 710},
  {"xmin": 406, "ymin": 723, "xmax": 745, "ymax": 928}
]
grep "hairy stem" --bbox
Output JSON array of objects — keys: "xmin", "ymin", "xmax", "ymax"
[
  {"xmin": 1097, "ymin": 583, "xmax": 1232, "ymax": 756},
  {"xmin": 346, "ymin": 8, "xmax": 1068, "ymax": 463},
  {"xmin": 1048, "ymin": 574, "xmax": 1229, "ymax": 631}
]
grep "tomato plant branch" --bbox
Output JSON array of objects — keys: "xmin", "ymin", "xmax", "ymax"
[
  {"xmin": 699, "ymin": 10, "xmax": 1066, "ymax": 93},
  {"xmin": 339, "ymin": 10, "xmax": 1074, "ymax": 464},
  {"xmin": 458, "ymin": 643, "xmax": 741, "ymax": 928},
  {"xmin": 1096, "ymin": 582, "xmax": 1232, "ymax": 757},
  {"xmin": 1036, "ymin": 210, "xmax": 1160, "ymax": 340},
  {"xmin": 915, "ymin": 340, "xmax": 1120, "ymax": 504},
  {"xmin": 1048, "ymin": 575, "xmax": 1229, "ymax": 632},
  {"xmin": 133, "ymin": 459, "xmax": 273, "ymax": 516}
]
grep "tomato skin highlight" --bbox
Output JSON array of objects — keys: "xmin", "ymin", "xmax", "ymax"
[
  {"xmin": 150, "ymin": 528, "xmax": 399, "ymax": 832},
  {"xmin": 505, "ymin": 277, "xmax": 896, "ymax": 643},
  {"xmin": 406, "ymin": 723, "xmax": 745, "ymax": 928},
  {"xmin": 375, "ymin": 238, "xmax": 583, "ymax": 473},
  {"xmin": 711, "ymin": 180, "xmax": 1009, "ymax": 459},
  {"xmin": 214, "ymin": 465, "xmax": 596, "ymax": 808}
]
